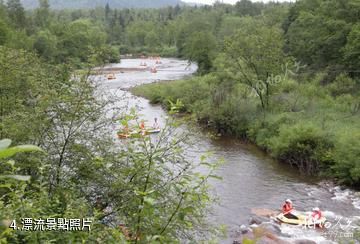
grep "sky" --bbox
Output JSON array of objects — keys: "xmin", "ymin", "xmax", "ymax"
[{"xmin": 182, "ymin": 0, "xmax": 294, "ymax": 4}]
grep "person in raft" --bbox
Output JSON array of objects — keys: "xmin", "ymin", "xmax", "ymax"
[
  {"xmin": 311, "ymin": 207, "xmax": 322, "ymax": 220},
  {"xmin": 139, "ymin": 121, "xmax": 146, "ymax": 135},
  {"xmin": 123, "ymin": 124, "xmax": 130, "ymax": 134},
  {"xmin": 139, "ymin": 121, "xmax": 145, "ymax": 130},
  {"xmin": 152, "ymin": 117, "xmax": 160, "ymax": 129},
  {"xmin": 282, "ymin": 199, "xmax": 297, "ymax": 219}
]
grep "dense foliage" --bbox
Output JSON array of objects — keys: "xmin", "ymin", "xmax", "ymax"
[
  {"xmin": 283, "ymin": 0, "xmax": 360, "ymax": 77},
  {"xmin": 131, "ymin": 0, "xmax": 360, "ymax": 187},
  {"xmin": 0, "ymin": 0, "xmax": 222, "ymax": 242}
]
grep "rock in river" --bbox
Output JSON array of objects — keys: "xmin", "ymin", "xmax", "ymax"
[{"xmin": 249, "ymin": 215, "xmax": 269, "ymax": 225}]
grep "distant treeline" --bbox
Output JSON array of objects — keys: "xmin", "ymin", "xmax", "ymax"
[{"xmin": 20, "ymin": 0, "xmax": 183, "ymax": 9}]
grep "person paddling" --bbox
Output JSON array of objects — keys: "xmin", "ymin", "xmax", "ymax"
[
  {"xmin": 139, "ymin": 121, "xmax": 145, "ymax": 130},
  {"xmin": 139, "ymin": 121, "xmax": 146, "ymax": 135},
  {"xmin": 152, "ymin": 117, "xmax": 160, "ymax": 129},
  {"xmin": 311, "ymin": 207, "xmax": 322, "ymax": 220},
  {"xmin": 282, "ymin": 199, "xmax": 297, "ymax": 219}
]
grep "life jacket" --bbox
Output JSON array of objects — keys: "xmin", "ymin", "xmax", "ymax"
[
  {"xmin": 312, "ymin": 210, "xmax": 322, "ymax": 220},
  {"xmin": 282, "ymin": 203, "xmax": 293, "ymax": 214}
]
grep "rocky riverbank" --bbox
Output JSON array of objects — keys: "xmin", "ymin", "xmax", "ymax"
[{"xmin": 231, "ymin": 213, "xmax": 322, "ymax": 244}]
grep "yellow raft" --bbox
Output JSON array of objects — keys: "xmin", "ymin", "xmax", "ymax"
[
  {"xmin": 276, "ymin": 211, "xmax": 326, "ymax": 227},
  {"xmin": 117, "ymin": 129, "xmax": 161, "ymax": 139}
]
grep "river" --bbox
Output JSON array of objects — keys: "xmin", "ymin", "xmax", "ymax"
[{"xmin": 96, "ymin": 58, "xmax": 360, "ymax": 243}]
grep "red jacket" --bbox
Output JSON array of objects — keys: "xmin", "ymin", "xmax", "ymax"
[
  {"xmin": 282, "ymin": 203, "xmax": 293, "ymax": 214},
  {"xmin": 312, "ymin": 210, "xmax": 322, "ymax": 220}
]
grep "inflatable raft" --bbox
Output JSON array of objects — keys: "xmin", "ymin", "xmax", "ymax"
[
  {"xmin": 117, "ymin": 129, "xmax": 161, "ymax": 139},
  {"xmin": 276, "ymin": 211, "xmax": 326, "ymax": 227},
  {"xmin": 145, "ymin": 129, "xmax": 161, "ymax": 134}
]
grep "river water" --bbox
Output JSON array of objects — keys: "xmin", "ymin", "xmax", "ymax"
[{"xmin": 97, "ymin": 58, "xmax": 360, "ymax": 243}]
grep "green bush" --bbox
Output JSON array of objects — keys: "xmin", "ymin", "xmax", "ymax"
[
  {"xmin": 159, "ymin": 46, "xmax": 178, "ymax": 57},
  {"xmin": 268, "ymin": 123, "xmax": 334, "ymax": 175},
  {"xmin": 132, "ymin": 75, "xmax": 213, "ymax": 113},
  {"xmin": 332, "ymin": 132, "xmax": 360, "ymax": 186},
  {"xmin": 209, "ymin": 97, "xmax": 257, "ymax": 138},
  {"xmin": 248, "ymin": 113, "xmax": 295, "ymax": 149},
  {"xmin": 132, "ymin": 57, "xmax": 360, "ymax": 186},
  {"xmin": 327, "ymin": 74, "xmax": 359, "ymax": 97},
  {"xmin": 119, "ymin": 44, "xmax": 132, "ymax": 55}
]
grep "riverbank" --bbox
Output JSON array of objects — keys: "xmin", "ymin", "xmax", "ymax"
[
  {"xmin": 130, "ymin": 74, "xmax": 360, "ymax": 189},
  {"xmin": 108, "ymin": 58, "xmax": 360, "ymax": 243}
]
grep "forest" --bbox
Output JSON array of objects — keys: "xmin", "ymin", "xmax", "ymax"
[
  {"xmin": 132, "ymin": 0, "xmax": 360, "ymax": 186},
  {"xmin": 0, "ymin": 0, "xmax": 359, "ymax": 242},
  {"xmin": 20, "ymin": 0, "xmax": 183, "ymax": 10}
]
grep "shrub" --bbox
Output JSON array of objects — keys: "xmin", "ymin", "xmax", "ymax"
[
  {"xmin": 327, "ymin": 73, "xmax": 358, "ymax": 97},
  {"xmin": 268, "ymin": 123, "xmax": 334, "ymax": 175},
  {"xmin": 248, "ymin": 113, "xmax": 296, "ymax": 150},
  {"xmin": 159, "ymin": 46, "xmax": 178, "ymax": 57},
  {"xmin": 331, "ymin": 132, "xmax": 360, "ymax": 186}
]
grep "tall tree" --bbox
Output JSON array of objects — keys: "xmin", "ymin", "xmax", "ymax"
[
  {"xmin": 284, "ymin": 0, "xmax": 360, "ymax": 75},
  {"xmin": 0, "ymin": 19, "xmax": 8, "ymax": 45},
  {"xmin": 184, "ymin": 31, "xmax": 217, "ymax": 74},
  {"xmin": 105, "ymin": 2, "xmax": 110, "ymax": 20},
  {"xmin": 35, "ymin": 0, "xmax": 50, "ymax": 28},
  {"xmin": 343, "ymin": 24, "xmax": 360, "ymax": 76},
  {"xmin": 235, "ymin": 0, "xmax": 263, "ymax": 16},
  {"xmin": 6, "ymin": 0, "xmax": 26, "ymax": 29},
  {"xmin": 222, "ymin": 17, "xmax": 286, "ymax": 110}
]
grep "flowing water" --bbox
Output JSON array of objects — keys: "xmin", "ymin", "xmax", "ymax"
[{"xmin": 97, "ymin": 58, "xmax": 360, "ymax": 243}]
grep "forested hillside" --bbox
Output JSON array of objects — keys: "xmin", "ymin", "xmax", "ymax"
[
  {"xmin": 0, "ymin": 0, "xmax": 217, "ymax": 242},
  {"xmin": 20, "ymin": 0, "xmax": 183, "ymax": 9},
  {"xmin": 131, "ymin": 0, "xmax": 360, "ymax": 187}
]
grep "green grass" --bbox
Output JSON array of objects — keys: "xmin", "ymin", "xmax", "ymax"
[{"xmin": 131, "ymin": 73, "xmax": 360, "ymax": 188}]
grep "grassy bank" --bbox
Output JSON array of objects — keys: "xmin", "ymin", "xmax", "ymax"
[{"xmin": 132, "ymin": 73, "xmax": 360, "ymax": 188}]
